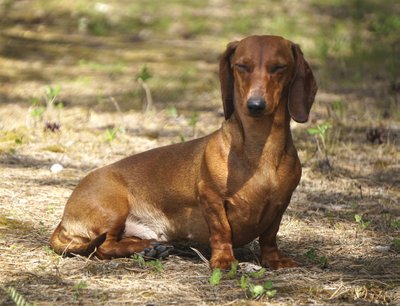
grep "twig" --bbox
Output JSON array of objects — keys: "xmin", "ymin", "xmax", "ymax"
[
  {"xmin": 329, "ymin": 282, "xmax": 344, "ymax": 299},
  {"xmin": 137, "ymin": 78, "xmax": 153, "ymax": 113},
  {"xmin": 190, "ymin": 247, "xmax": 209, "ymax": 267},
  {"xmin": 110, "ymin": 96, "xmax": 121, "ymax": 113}
]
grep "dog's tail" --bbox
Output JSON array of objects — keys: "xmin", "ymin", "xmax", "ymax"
[{"xmin": 49, "ymin": 223, "xmax": 107, "ymax": 257}]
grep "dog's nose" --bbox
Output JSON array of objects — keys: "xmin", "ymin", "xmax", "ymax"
[{"xmin": 247, "ymin": 96, "xmax": 266, "ymax": 114}]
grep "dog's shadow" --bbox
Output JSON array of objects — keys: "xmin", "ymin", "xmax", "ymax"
[{"xmin": 170, "ymin": 240, "xmax": 260, "ymax": 264}]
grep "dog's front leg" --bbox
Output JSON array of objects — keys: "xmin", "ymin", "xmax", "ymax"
[
  {"xmin": 259, "ymin": 207, "xmax": 298, "ymax": 270},
  {"xmin": 198, "ymin": 180, "xmax": 237, "ymax": 270}
]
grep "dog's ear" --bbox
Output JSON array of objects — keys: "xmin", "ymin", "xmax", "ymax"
[
  {"xmin": 219, "ymin": 41, "xmax": 239, "ymax": 120},
  {"xmin": 288, "ymin": 44, "xmax": 318, "ymax": 123}
]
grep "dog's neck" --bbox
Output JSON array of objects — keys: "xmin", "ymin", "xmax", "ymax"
[{"xmin": 224, "ymin": 100, "xmax": 293, "ymax": 168}]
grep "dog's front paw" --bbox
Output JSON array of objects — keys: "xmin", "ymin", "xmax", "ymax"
[
  {"xmin": 139, "ymin": 242, "xmax": 174, "ymax": 259},
  {"xmin": 210, "ymin": 251, "xmax": 238, "ymax": 270}
]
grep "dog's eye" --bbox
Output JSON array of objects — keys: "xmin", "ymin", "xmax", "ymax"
[
  {"xmin": 270, "ymin": 65, "xmax": 287, "ymax": 74},
  {"xmin": 235, "ymin": 64, "xmax": 249, "ymax": 72}
]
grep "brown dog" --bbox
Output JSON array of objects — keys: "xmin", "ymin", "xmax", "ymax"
[{"xmin": 50, "ymin": 35, "xmax": 317, "ymax": 270}]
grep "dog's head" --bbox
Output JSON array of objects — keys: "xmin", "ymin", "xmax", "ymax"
[{"xmin": 219, "ymin": 35, "xmax": 317, "ymax": 123}]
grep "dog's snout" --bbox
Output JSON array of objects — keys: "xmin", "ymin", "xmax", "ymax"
[{"xmin": 247, "ymin": 96, "xmax": 266, "ymax": 114}]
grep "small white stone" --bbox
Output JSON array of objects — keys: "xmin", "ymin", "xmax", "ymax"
[
  {"xmin": 50, "ymin": 163, "xmax": 63, "ymax": 174},
  {"xmin": 239, "ymin": 262, "xmax": 263, "ymax": 273},
  {"xmin": 94, "ymin": 3, "xmax": 110, "ymax": 13},
  {"xmin": 373, "ymin": 245, "xmax": 390, "ymax": 252}
]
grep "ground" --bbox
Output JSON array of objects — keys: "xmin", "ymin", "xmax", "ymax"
[{"xmin": 0, "ymin": 0, "xmax": 399, "ymax": 305}]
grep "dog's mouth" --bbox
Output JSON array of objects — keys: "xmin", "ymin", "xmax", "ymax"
[{"xmin": 247, "ymin": 109, "xmax": 265, "ymax": 117}]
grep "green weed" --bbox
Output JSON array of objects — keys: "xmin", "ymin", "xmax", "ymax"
[
  {"xmin": 179, "ymin": 134, "xmax": 186, "ymax": 143},
  {"xmin": 246, "ymin": 279, "xmax": 277, "ymax": 299},
  {"xmin": 14, "ymin": 137, "xmax": 23, "ymax": 144},
  {"xmin": 145, "ymin": 259, "xmax": 165, "ymax": 272},
  {"xmin": 104, "ymin": 127, "xmax": 122, "ymax": 143},
  {"xmin": 209, "ymin": 268, "xmax": 222, "ymax": 286},
  {"xmin": 73, "ymin": 280, "xmax": 88, "ymax": 299},
  {"xmin": 305, "ymin": 248, "xmax": 329, "ymax": 268},
  {"xmin": 393, "ymin": 239, "xmax": 400, "ymax": 251},
  {"xmin": 307, "ymin": 122, "xmax": 332, "ymax": 151},
  {"xmin": 135, "ymin": 65, "xmax": 152, "ymax": 82},
  {"xmin": 226, "ymin": 262, "xmax": 238, "ymax": 278},
  {"xmin": 166, "ymin": 105, "xmax": 179, "ymax": 118},
  {"xmin": 45, "ymin": 85, "xmax": 62, "ymax": 108},
  {"xmin": 131, "ymin": 254, "xmax": 165, "ymax": 272},
  {"xmin": 87, "ymin": 13, "xmax": 110, "ymax": 36},
  {"xmin": 30, "ymin": 98, "xmax": 45, "ymax": 119},
  {"xmin": 307, "ymin": 122, "xmax": 333, "ymax": 168},
  {"xmin": 29, "ymin": 85, "xmax": 63, "ymax": 131},
  {"xmin": 131, "ymin": 254, "xmax": 146, "ymax": 268},
  {"xmin": 354, "ymin": 214, "xmax": 371, "ymax": 230},
  {"xmin": 43, "ymin": 245, "xmax": 55, "ymax": 256},
  {"xmin": 73, "ymin": 280, "xmax": 88, "ymax": 290},
  {"xmin": 136, "ymin": 65, "xmax": 153, "ymax": 112},
  {"xmin": 331, "ymin": 99, "xmax": 346, "ymax": 120},
  {"xmin": 390, "ymin": 219, "xmax": 400, "ymax": 230},
  {"xmin": 0, "ymin": 130, "xmax": 26, "ymax": 152},
  {"xmin": 250, "ymin": 267, "xmax": 266, "ymax": 279},
  {"xmin": 209, "ymin": 265, "xmax": 277, "ymax": 300},
  {"xmin": 188, "ymin": 112, "xmax": 199, "ymax": 137},
  {"xmin": 240, "ymin": 275, "xmax": 250, "ymax": 290}
]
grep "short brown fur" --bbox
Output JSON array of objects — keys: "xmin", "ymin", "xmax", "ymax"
[{"xmin": 50, "ymin": 35, "xmax": 317, "ymax": 270}]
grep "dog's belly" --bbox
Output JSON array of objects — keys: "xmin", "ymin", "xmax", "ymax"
[
  {"xmin": 123, "ymin": 200, "xmax": 173, "ymax": 241},
  {"xmin": 123, "ymin": 218, "xmax": 166, "ymax": 241},
  {"xmin": 123, "ymin": 198, "xmax": 210, "ymax": 244}
]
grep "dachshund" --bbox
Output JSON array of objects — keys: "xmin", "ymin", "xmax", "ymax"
[{"xmin": 50, "ymin": 35, "xmax": 317, "ymax": 270}]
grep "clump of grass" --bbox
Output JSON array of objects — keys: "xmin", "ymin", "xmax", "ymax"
[
  {"xmin": 28, "ymin": 85, "xmax": 64, "ymax": 133},
  {"xmin": 0, "ymin": 129, "xmax": 28, "ymax": 154},
  {"xmin": 393, "ymin": 239, "xmax": 400, "ymax": 252},
  {"xmin": 307, "ymin": 122, "xmax": 333, "ymax": 171},
  {"xmin": 209, "ymin": 268, "xmax": 222, "ymax": 286},
  {"xmin": 305, "ymin": 248, "xmax": 329, "ymax": 268},
  {"xmin": 328, "ymin": 99, "xmax": 346, "ymax": 122},
  {"xmin": 390, "ymin": 219, "xmax": 400, "ymax": 230},
  {"xmin": 30, "ymin": 98, "xmax": 46, "ymax": 122},
  {"xmin": 131, "ymin": 254, "xmax": 165, "ymax": 272},
  {"xmin": 209, "ymin": 263, "xmax": 277, "ymax": 300},
  {"xmin": 104, "ymin": 127, "xmax": 122, "ymax": 144},
  {"xmin": 73, "ymin": 280, "xmax": 88, "ymax": 299},
  {"xmin": 240, "ymin": 274, "xmax": 277, "ymax": 299},
  {"xmin": 135, "ymin": 65, "xmax": 153, "ymax": 113},
  {"xmin": 354, "ymin": 214, "xmax": 371, "ymax": 230},
  {"xmin": 166, "ymin": 105, "xmax": 179, "ymax": 118},
  {"xmin": 188, "ymin": 112, "xmax": 199, "ymax": 138}
]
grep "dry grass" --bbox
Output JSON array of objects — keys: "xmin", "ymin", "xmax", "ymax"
[{"xmin": 0, "ymin": 102, "xmax": 399, "ymax": 305}]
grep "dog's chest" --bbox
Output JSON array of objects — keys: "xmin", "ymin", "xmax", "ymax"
[
  {"xmin": 226, "ymin": 160, "xmax": 299, "ymax": 245},
  {"xmin": 230, "ymin": 155, "xmax": 297, "ymax": 200},
  {"xmin": 228, "ymin": 168, "xmax": 285, "ymax": 210}
]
